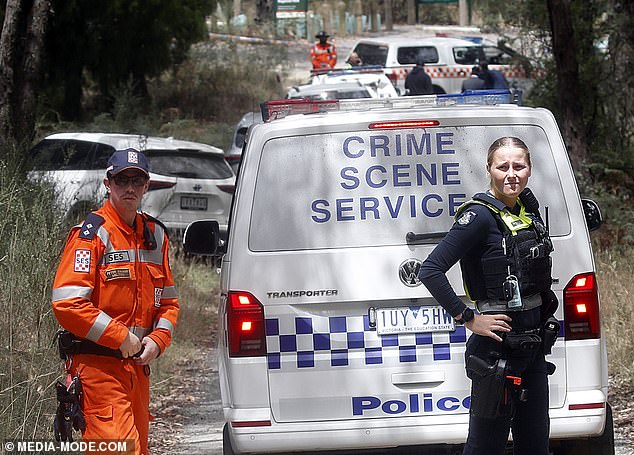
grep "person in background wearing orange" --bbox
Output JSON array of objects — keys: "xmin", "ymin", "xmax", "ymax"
[
  {"xmin": 52, "ymin": 148, "xmax": 179, "ymax": 455},
  {"xmin": 310, "ymin": 30, "xmax": 337, "ymax": 70}
]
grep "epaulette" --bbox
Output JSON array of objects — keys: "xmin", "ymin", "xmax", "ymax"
[
  {"xmin": 472, "ymin": 192, "xmax": 507, "ymax": 212},
  {"xmin": 78, "ymin": 213, "xmax": 105, "ymax": 240},
  {"xmin": 141, "ymin": 212, "xmax": 169, "ymax": 238}
]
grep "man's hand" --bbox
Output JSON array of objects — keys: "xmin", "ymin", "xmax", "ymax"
[
  {"xmin": 119, "ymin": 331, "xmax": 141, "ymax": 358},
  {"xmin": 134, "ymin": 337, "xmax": 160, "ymax": 366},
  {"xmin": 465, "ymin": 313, "xmax": 512, "ymax": 342}
]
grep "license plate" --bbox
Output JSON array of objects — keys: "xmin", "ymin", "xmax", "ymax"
[
  {"xmin": 180, "ymin": 196, "xmax": 208, "ymax": 211},
  {"xmin": 373, "ymin": 305, "xmax": 455, "ymax": 335}
]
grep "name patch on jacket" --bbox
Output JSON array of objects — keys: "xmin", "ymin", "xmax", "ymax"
[
  {"xmin": 74, "ymin": 249, "xmax": 91, "ymax": 273},
  {"xmin": 105, "ymin": 250, "xmax": 131, "ymax": 264},
  {"xmin": 105, "ymin": 268, "xmax": 131, "ymax": 281},
  {"xmin": 154, "ymin": 288, "xmax": 163, "ymax": 307}
]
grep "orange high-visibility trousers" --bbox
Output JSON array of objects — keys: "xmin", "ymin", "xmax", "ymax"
[{"xmin": 72, "ymin": 354, "xmax": 150, "ymax": 455}]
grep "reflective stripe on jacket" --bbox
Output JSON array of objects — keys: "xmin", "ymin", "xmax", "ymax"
[
  {"xmin": 310, "ymin": 42, "xmax": 337, "ymax": 69},
  {"xmin": 52, "ymin": 199, "xmax": 179, "ymax": 353}
]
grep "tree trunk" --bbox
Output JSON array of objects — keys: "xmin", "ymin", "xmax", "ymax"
[
  {"xmin": 384, "ymin": 0, "xmax": 393, "ymax": 31},
  {"xmin": 407, "ymin": 0, "xmax": 416, "ymax": 25},
  {"xmin": 0, "ymin": 0, "xmax": 51, "ymax": 155},
  {"xmin": 546, "ymin": 0, "xmax": 588, "ymax": 170}
]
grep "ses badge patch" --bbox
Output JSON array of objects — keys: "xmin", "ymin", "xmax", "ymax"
[{"xmin": 74, "ymin": 249, "xmax": 91, "ymax": 273}]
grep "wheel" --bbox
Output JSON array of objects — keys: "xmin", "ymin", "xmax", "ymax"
[
  {"xmin": 223, "ymin": 423, "xmax": 236, "ymax": 455},
  {"xmin": 552, "ymin": 403, "xmax": 615, "ymax": 455}
]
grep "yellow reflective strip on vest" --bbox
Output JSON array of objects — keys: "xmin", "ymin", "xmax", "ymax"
[
  {"xmin": 498, "ymin": 200, "xmax": 533, "ymax": 235},
  {"xmin": 456, "ymin": 198, "xmax": 534, "ymax": 236}
]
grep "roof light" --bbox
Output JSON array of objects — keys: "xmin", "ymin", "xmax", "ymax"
[{"xmin": 261, "ymin": 90, "xmax": 518, "ymax": 122}]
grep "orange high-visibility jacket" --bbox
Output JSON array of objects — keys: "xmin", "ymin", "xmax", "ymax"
[
  {"xmin": 52, "ymin": 200, "xmax": 178, "ymax": 352},
  {"xmin": 310, "ymin": 42, "xmax": 337, "ymax": 69}
]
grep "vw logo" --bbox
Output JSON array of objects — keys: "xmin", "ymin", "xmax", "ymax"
[
  {"xmin": 399, "ymin": 258, "xmax": 423, "ymax": 287},
  {"xmin": 192, "ymin": 184, "xmax": 202, "ymax": 191}
]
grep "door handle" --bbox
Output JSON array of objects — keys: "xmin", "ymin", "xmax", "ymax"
[{"xmin": 392, "ymin": 371, "xmax": 445, "ymax": 386}]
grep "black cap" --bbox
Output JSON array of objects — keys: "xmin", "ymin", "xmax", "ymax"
[
  {"xmin": 106, "ymin": 148, "xmax": 150, "ymax": 177},
  {"xmin": 315, "ymin": 31, "xmax": 329, "ymax": 39}
]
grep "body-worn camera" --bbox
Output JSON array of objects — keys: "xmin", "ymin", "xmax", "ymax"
[{"xmin": 503, "ymin": 275, "xmax": 522, "ymax": 308}]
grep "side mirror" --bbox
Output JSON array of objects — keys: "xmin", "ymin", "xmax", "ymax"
[
  {"xmin": 581, "ymin": 199, "xmax": 603, "ymax": 232},
  {"xmin": 183, "ymin": 220, "xmax": 222, "ymax": 255}
]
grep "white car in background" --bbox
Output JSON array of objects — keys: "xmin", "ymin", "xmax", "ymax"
[
  {"xmin": 286, "ymin": 81, "xmax": 376, "ymax": 100},
  {"xmin": 310, "ymin": 68, "xmax": 400, "ymax": 98},
  {"xmin": 29, "ymin": 132, "xmax": 235, "ymax": 237}
]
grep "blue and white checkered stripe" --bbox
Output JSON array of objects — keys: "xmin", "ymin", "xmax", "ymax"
[{"xmin": 265, "ymin": 314, "xmax": 468, "ymax": 370}]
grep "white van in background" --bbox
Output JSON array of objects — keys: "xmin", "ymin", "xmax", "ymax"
[{"xmin": 184, "ymin": 92, "xmax": 612, "ymax": 455}]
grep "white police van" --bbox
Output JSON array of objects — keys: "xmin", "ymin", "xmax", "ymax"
[{"xmin": 184, "ymin": 92, "xmax": 613, "ymax": 454}]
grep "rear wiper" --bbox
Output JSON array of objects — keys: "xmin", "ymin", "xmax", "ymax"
[{"xmin": 406, "ymin": 231, "xmax": 447, "ymax": 244}]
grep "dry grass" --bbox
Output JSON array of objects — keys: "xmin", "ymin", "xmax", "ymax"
[{"xmin": 595, "ymin": 246, "xmax": 634, "ymax": 385}]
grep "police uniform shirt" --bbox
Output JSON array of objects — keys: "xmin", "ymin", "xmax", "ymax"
[{"xmin": 418, "ymin": 203, "xmax": 515, "ymax": 317}]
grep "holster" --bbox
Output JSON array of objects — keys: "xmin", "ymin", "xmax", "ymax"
[
  {"xmin": 466, "ymin": 355, "xmax": 512, "ymax": 419},
  {"xmin": 542, "ymin": 316, "xmax": 560, "ymax": 356},
  {"xmin": 53, "ymin": 375, "xmax": 85, "ymax": 442}
]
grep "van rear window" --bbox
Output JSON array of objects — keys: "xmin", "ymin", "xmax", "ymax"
[{"xmin": 249, "ymin": 126, "xmax": 570, "ymax": 252}]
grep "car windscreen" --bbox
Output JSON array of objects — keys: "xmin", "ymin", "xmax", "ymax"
[
  {"xmin": 481, "ymin": 46, "xmax": 516, "ymax": 65},
  {"xmin": 453, "ymin": 46, "xmax": 483, "ymax": 65},
  {"xmin": 249, "ymin": 125, "xmax": 570, "ymax": 252},
  {"xmin": 353, "ymin": 43, "xmax": 389, "ymax": 66},
  {"xmin": 396, "ymin": 46, "xmax": 439, "ymax": 64},
  {"xmin": 147, "ymin": 151, "xmax": 232, "ymax": 179}
]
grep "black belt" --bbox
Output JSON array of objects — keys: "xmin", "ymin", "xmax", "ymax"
[
  {"xmin": 57, "ymin": 330, "xmax": 123, "ymax": 359},
  {"xmin": 74, "ymin": 339, "xmax": 124, "ymax": 359}
]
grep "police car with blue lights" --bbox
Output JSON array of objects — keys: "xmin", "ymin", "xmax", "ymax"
[{"xmin": 184, "ymin": 91, "xmax": 613, "ymax": 454}]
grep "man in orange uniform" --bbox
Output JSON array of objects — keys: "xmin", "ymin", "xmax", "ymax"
[
  {"xmin": 310, "ymin": 30, "xmax": 337, "ymax": 70},
  {"xmin": 52, "ymin": 148, "xmax": 179, "ymax": 455}
]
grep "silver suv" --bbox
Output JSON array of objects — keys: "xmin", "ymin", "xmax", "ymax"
[{"xmin": 29, "ymin": 132, "xmax": 235, "ymax": 236}]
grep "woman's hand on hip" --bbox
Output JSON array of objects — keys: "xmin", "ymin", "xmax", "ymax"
[{"xmin": 465, "ymin": 313, "xmax": 512, "ymax": 342}]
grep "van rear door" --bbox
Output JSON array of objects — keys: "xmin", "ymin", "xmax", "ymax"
[{"xmin": 235, "ymin": 112, "xmax": 569, "ymax": 423}]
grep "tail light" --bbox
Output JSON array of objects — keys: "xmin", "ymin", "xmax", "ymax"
[
  {"xmin": 227, "ymin": 291, "xmax": 266, "ymax": 357},
  {"xmin": 148, "ymin": 180, "xmax": 176, "ymax": 191},
  {"xmin": 563, "ymin": 272, "xmax": 601, "ymax": 340},
  {"xmin": 218, "ymin": 184, "xmax": 235, "ymax": 194}
]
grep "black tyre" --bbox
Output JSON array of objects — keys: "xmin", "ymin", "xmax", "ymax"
[{"xmin": 223, "ymin": 423, "xmax": 236, "ymax": 455}]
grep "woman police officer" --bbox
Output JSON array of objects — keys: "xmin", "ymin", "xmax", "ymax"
[{"xmin": 419, "ymin": 136, "xmax": 556, "ymax": 455}]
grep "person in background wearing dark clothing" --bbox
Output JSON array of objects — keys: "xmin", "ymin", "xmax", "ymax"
[
  {"xmin": 462, "ymin": 66, "xmax": 486, "ymax": 92},
  {"xmin": 405, "ymin": 57, "xmax": 433, "ymax": 95},
  {"xmin": 479, "ymin": 61, "xmax": 509, "ymax": 89},
  {"xmin": 419, "ymin": 137, "xmax": 556, "ymax": 455}
]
